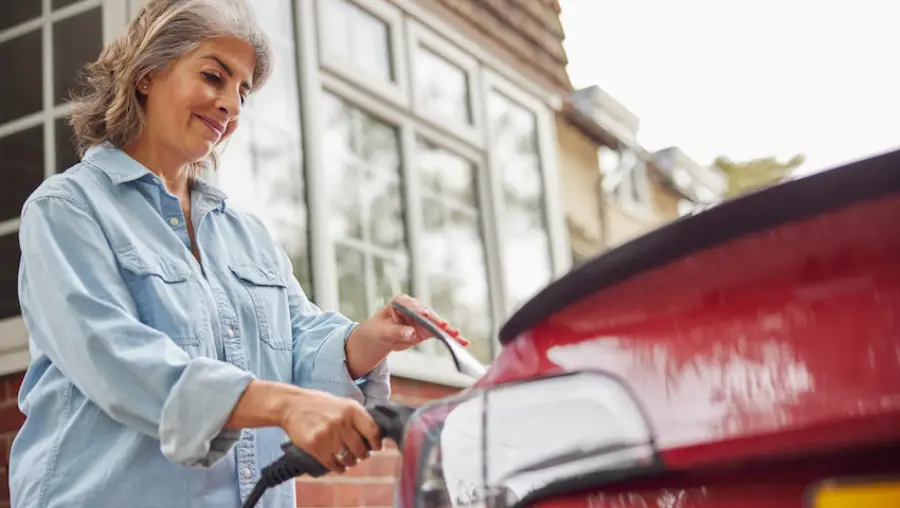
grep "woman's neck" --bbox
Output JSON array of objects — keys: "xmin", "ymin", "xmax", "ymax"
[{"xmin": 123, "ymin": 137, "xmax": 191, "ymax": 197}]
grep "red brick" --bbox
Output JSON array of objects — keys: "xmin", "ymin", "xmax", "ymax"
[
  {"xmin": 295, "ymin": 479, "xmax": 335, "ymax": 507},
  {"xmin": 332, "ymin": 482, "xmax": 363, "ymax": 507},
  {"xmin": 1, "ymin": 434, "xmax": 11, "ymax": 465},
  {"xmin": 0, "ymin": 407, "xmax": 24, "ymax": 435},
  {"xmin": 0, "ymin": 466, "xmax": 8, "ymax": 507},
  {"xmin": 2, "ymin": 374, "xmax": 22, "ymax": 403},
  {"xmin": 343, "ymin": 452, "xmax": 398, "ymax": 479},
  {"xmin": 363, "ymin": 482, "xmax": 394, "ymax": 506}
]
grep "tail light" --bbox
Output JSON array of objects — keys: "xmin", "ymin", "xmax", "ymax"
[{"xmin": 396, "ymin": 371, "xmax": 663, "ymax": 508}]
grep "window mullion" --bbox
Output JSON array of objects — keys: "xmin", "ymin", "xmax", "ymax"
[
  {"xmin": 296, "ymin": 0, "xmax": 338, "ymax": 310},
  {"xmin": 400, "ymin": 123, "xmax": 436, "ymax": 354},
  {"xmin": 42, "ymin": 0, "xmax": 55, "ymax": 178}
]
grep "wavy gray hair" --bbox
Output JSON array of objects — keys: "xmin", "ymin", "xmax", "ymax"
[{"xmin": 68, "ymin": 0, "xmax": 273, "ymax": 175}]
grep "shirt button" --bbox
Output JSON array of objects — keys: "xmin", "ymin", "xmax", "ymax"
[
  {"xmin": 169, "ymin": 217, "xmax": 180, "ymax": 226},
  {"xmin": 242, "ymin": 468, "xmax": 252, "ymax": 480},
  {"xmin": 227, "ymin": 327, "xmax": 234, "ymax": 338}
]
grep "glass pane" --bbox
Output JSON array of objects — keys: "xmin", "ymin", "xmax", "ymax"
[
  {"xmin": 1, "ymin": 126, "xmax": 45, "ymax": 221},
  {"xmin": 54, "ymin": 8, "xmax": 104, "ymax": 105},
  {"xmin": 335, "ymin": 244, "xmax": 367, "ymax": 322},
  {"xmin": 247, "ymin": 41, "xmax": 300, "ymax": 134},
  {"xmin": 0, "ymin": 233, "xmax": 21, "ymax": 320},
  {"xmin": 55, "ymin": 116, "xmax": 79, "ymax": 172},
  {"xmin": 415, "ymin": 46, "xmax": 471, "ymax": 125},
  {"xmin": 488, "ymin": 91, "xmax": 552, "ymax": 312},
  {"xmin": 367, "ymin": 178, "xmax": 404, "ymax": 250},
  {"xmin": 373, "ymin": 255, "xmax": 408, "ymax": 311},
  {"xmin": 0, "ymin": 2, "xmax": 40, "ymax": 32},
  {"xmin": 352, "ymin": 6, "xmax": 391, "ymax": 81},
  {"xmin": 53, "ymin": 0, "xmax": 82, "ymax": 9},
  {"xmin": 250, "ymin": 0, "xmax": 294, "ymax": 45},
  {"xmin": 417, "ymin": 139, "xmax": 475, "ymax": 206},
  {"xmin": 0, "ymin": 30, "xmax": 42, "ymax": 125},
  {"xmin": 416, "ymin": 141, "xmax": 492, "ymax": 362},
  {"xmin": 321, "ymin": 0, "xmax": 391, "ymax": 81}
]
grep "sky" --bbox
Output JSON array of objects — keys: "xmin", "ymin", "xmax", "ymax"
[{"xmin": 559, "ymin": 0, "xmax": 900, "ymax": 176}]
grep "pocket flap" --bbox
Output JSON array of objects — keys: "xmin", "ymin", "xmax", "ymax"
[
  {"xmin": 116, "ymin": 246, "xmax": 191, "ymax": 283},
  {"xmin": 229, "ymin": 263, "xmax": 286, "ymax": 288}
]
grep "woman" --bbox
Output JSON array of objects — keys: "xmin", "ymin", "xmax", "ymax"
[{"xmin": 8, "ymin": 1, "xmax": 466, "ymax": 507}]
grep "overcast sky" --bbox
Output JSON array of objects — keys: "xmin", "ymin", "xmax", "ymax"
[{"xmin": 559, "ymin": 0, "xmax": 900, "ymax": 176}]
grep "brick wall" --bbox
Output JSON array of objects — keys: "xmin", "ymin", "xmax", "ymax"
[
  {"xmin": 0, "ymin": 371, "xmax": 459, "ymax": 508},
  {"xmin": 1, "ymin": 372, "xmax": 23, "ymax": 508}
]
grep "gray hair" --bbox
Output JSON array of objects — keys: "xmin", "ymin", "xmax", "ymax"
[{"xmin": 68, "ymin": 0, "xmax": 273, "ymax": 176}]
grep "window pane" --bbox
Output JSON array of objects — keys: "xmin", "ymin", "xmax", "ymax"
[
  {"xmin": 323, "ymin": 92, "xmax": 409, "ymax": 318},
  {"xmin": 0, "ymin": 233, "xmax": 21, "ymax": 320},
  {"xmin": 336, "ymin": 245, "xmax": 367, "ymax": 322},
  {"xmin": 321, "ymin": 0, "xmax": 391, "ymax": 81},
  {"xmin": 1, "ymin": 126, "xmax": 44, "ymax": 222},
  {"xmin": 56, "ymin": 116, "xmax": 79, "ymax": 172},
  {"xmin": 0, "ymin": 2, "xmax": 40, "ymax": 32},
  {"xmin": 0, "ymin": 30, "xmax": 42, "ymax": 125},
  {"xmin": 415, "ymin": 46, "xmax": 471, "ymax": 125},
  {"xmin": 53, "ymin": 0, "xmax": 83, "ymax": 10},
  {"xmin": 417, "ymin": 140, "xmax": 492, "ymax": 363},
  {"xmin": 488, "ymin": 91, "xmax": 552, "ymax": 312},
  {"xmin": 373, "ymin": 255, "xmax": 409, "ymax": 311},
  {"xmin": 54, "ymin": 8, "xmax": 104, "ymax": 105}
]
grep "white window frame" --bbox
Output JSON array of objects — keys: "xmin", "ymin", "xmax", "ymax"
[
  {"xmin": 406, "ymin": 18, "xmax": 484, "ymax": 150},
  {"xmin": 481, "ymin": 69, "xmax": 571, "ymax": 313},
  {"xmin": 314, "ymin": 0, "xmax": 410, "ymax": 110},
  {"xmin": 0, "ymin": 0, "xmax": 129, "ymax": 377}
]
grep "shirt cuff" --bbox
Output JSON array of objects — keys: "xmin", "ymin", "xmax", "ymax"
[{"xmin": 158, "ymin": 358, "xmax": 255, "ymax": 467}]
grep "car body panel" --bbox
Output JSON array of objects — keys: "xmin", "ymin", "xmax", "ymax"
[{"xmin": 398, "ymin": 149, "xmax": 900, "ymax": 507}]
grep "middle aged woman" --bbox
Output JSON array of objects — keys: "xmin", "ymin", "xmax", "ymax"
[{"xmin": 8, "ymin": 0, "xmax": 468, "ymax": 507}]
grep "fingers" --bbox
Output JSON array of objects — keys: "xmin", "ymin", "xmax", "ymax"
[
  {"xmin": 350, "ymin": 403, "xmax": 383, "ymax": 453},
  {"xmin": 339, "ymin": 420, "xmax": 371, "ymax": 465}
]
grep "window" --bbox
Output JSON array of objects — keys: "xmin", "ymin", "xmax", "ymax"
[
  {"xmin": 488, "ymin": 90, "xmax": 553, "ymax": 312},
  {"xmin": 408, "ymin": 20, "xmax": 481, "ymax": 146},
  {"xmin": 321, "ymin": 92, "xmax": 409, "ymax": 322},
  {"xmin": 416, "ymin": 139, "xmax": 492, "ymax": 363},
  {"xmin": 215, "ymin": 0, "xmax": 311, "ymax": 292},
  {"xmin": 0, "ymin": 0, "xmax": 106, "ymax": 323},
  {"xmin": 315, "ymin": 0, "xmax": 408, "ymax": 107}
]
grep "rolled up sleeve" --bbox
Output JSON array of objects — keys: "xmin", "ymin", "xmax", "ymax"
[
  {"xmin": 277, "ymin": 248, "xmax": 391, "ymax": 405},
  {"xmin": 18, "ymin": 194, "xmax": 253, "ymax": 467}
]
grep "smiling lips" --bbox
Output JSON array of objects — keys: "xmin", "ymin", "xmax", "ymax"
[{"xmin": 196, "ymin": 114, "xmax": 225, "ymax": 138}]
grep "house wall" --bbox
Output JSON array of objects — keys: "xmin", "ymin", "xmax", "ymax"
[
  {"xmin": 649, "ymin": 171, "xmax": 682, "ymax": 221},
  {"xmin": 555, "ymin": 116, "xmax": 604, "ymax": 261}
]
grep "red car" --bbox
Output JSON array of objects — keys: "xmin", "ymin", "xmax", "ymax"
[{"xmin": 393, "ymin": 148, "xmax": 900, "ymax": 508}]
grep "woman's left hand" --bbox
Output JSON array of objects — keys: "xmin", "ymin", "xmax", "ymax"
[
  {"xmin": 345, "ymin": 294, "xmax": 469, "ymax": 378},
  {"xmin": 365, "ymin": 294, "xmax": 469, "ymax": 352}
]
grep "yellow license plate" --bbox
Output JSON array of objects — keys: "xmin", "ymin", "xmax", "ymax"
[{"xmin": 810, "ymin": 478, "xmax": 900, "ymax": 508}]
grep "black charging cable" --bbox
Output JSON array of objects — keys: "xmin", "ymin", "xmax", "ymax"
[{"xmin": 241, "ymin": 401, "xmax": 414, "ymax": 508}]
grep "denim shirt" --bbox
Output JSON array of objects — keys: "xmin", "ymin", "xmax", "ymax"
[{"xmin": 9, "ymin": 142, "xmax": 391, "ymax": 508}]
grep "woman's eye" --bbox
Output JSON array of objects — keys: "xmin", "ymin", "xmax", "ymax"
[
  {"xmin": 240, "ymin": 95, "xmax": 247, "ymax": 106},
  {"xmin": 202, "ymin": 72, "xmax": 221, "ymax": 83}
]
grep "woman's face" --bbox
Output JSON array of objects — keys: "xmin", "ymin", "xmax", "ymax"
[{"xmin": 139, "ymin": 37, "xmax": 256, "ymax": 165}]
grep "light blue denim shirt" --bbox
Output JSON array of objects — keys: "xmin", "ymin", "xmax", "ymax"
[{"xmin": 9, "ymin": 142, "xmax": 391, "ymax": 508}]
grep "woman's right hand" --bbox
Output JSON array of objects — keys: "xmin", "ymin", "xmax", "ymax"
[
  {"xmin": 226, "ymin": 379, "xmax": 383, "ymax": 474},
  {"xmin": 279, "ymin": 387, "xmax": 383, "ymax": 473}
]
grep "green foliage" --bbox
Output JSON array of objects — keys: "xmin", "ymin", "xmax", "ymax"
[{"xmin": 713, "ymin": 154, "xmax": 805, "ymax": 199}]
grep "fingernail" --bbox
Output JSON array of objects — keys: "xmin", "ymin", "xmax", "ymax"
[{"xmin": 403, "ymin": 327, "xmax": 415, "ymax": 339}]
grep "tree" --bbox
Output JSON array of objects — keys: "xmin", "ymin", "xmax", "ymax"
[{"xmin": 713, "ymin": 154, "xmax": 805, "ymax": 199}]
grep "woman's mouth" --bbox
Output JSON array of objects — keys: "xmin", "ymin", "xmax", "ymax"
[{"xmin": 195, "ymin": 114, "xmax": 225, "ymax": 138}]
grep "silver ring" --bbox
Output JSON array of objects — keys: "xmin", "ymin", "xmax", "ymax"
[{"xmin": 335, "ymin": 449, "xmax": 349, "ymax": 462}]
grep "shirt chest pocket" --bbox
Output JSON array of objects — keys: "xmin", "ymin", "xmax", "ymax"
[
  {"xmin": 228, "ymin": 263, "xmax": 291, "ymax": 351},
  {"xmin": 115, "ymin": 246, "xmax": 201, "ymax": 352}
]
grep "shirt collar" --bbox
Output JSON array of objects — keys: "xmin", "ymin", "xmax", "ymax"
[{"xmin": 84, "ymin": 141, "xmax": 228, "ymax": 212}]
